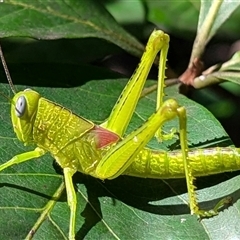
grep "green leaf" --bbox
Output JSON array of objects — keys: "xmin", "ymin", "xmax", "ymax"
[
  {"xmin": 0, "ymin": 0, "xmax": 144, "ymax": 57},
  {"xmin": 220, "ymin": 51, "xmax": 240, "ymax": 72},
  {"xmin": 193, "ymin": 51, "xmax": 240, "ymax": 88},
  {"xmin": 103, "ymin": 0, "xmax": 145, "ymax": 24},
  {"xmin": 145, "ymin": 0, "xmax": 240, "ymax": 39},
  {"xmin": 198, "ymin": 0, "xmax": 240, "ymax": 41},
  {"xmin": 0, "ymin": 2, "xmax": 238, "ymax": 237},
  {"xmin": 0, "ymin": 59, "xmax": 236, "ymax": 239},
  {"xmin": 190, "ymin": 0, "xmax": 240, "ymax": 64},
  {"xmin": 145, "ymin": 0, "xmax": 200, "ymax": 36}
]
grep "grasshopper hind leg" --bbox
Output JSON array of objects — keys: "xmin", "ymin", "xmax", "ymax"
[
  {"xmin": 197, "ymin": 197, "xmax": 232, "ymax": 219},
  {"xmin": 177, "ymin": 107, "xmax": 232, "ymax": 218}
]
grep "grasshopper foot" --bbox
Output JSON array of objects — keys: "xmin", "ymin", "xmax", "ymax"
[
  {"xmin": 196, "ymin": 196, "xmax": 232, "ymax": 220},
  {"xmin": 155, "ymin": 128, "xmax": 177, "ymax": 142}
]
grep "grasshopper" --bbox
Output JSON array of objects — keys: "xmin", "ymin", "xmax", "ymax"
[{"xmin": 0, "ymin": 30, "xmax": 235, "ymax": 239}]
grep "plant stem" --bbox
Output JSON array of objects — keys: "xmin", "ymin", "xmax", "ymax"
[{"xmin": 189, "ymin": 0, "xmax": 222, "ymax": 67}]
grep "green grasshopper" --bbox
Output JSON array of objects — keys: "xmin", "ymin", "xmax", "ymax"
[{"xmin": 0, "ymin": 30, "xmax": 235, "ymax": 239}]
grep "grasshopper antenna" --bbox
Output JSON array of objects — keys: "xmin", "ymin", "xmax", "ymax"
[{"xmin": 0, "ymin": 43, "xmax": 16, "ymax": 94}]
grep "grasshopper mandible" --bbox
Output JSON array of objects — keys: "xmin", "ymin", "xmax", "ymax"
[{"xmin": 0, "ymin": 30, "xmax": 235, "ymax": 239}]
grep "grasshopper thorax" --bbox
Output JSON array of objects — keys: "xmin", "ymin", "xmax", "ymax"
[{"xmin": 11, "ymin": 89, "xmax": 41, "ymax": 144}]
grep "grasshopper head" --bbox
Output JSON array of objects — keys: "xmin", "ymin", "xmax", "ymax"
[{"xmin": 11, "ymin": 89, "xmax": 41, "ymax": 144}]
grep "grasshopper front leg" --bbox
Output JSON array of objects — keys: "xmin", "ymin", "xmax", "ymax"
[
  {"xmin": 0, "ymin": 147, "xmax": 78, "ymax": 239},
  {"xmin": 63, "ymin": 168, "xmax": 77, "ymax": 240},
  {"xmin": 0, "ymin": 147, "xmax": 46, "ymax": 171}
]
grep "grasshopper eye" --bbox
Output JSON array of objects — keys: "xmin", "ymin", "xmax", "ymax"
[{"xmin": 15, "ymin": 95, "xmax": 27, "ymax": 117}]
